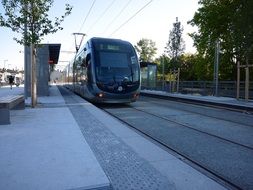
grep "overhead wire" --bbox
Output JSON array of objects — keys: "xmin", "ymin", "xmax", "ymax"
[
  {"xmin": 60, "ymin": 0, "xmax": 153, "ymax": 70},
  {"xmin": 78, "ymin": 0, "xmax": 97, "ymax": 33},
  {"xmin": 86, "ymin": 0, "xmax": 117, "ymax": 34},
  {"xmin": 109, "ymin": 0, "xmax": 153, "ymax": 37},
  {"xmin": 60, "ymin": 1, "xmax": 97, "ymax": 67},
  {"xmin": 102, "ymin": 0, "xmax": 132, "ymax": 34}
]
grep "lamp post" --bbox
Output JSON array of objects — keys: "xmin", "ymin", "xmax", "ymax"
[
  {"xmin": 72, "ymin": 33, "xmax": 85, "ymax": 84},
  {"xmin": 73, "ymin": 33, "xmax": 86, "ymax": 53}
]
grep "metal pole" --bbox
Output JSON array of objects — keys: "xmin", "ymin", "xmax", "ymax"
[
  {"xmin": 72, "ymin": 33, "xmax": 85, "ymax": 85},
  {"xmin": 30, "ymin": 45, "xmax": 34, "ymax": 106},
  {"xmin": 177, "ymin": 68, "xmax": 180, "ymax": 93},
  {"xmin": 169, "ymin": 69, "xmax": 172, "ymax": 93},
  {"xmin": 214, "ymin": 40, "xmax": 220, "ymax": 97},
  {"xmin": 245, "ymin": 57, "xmax": 249, "ymax": 101},
  {"xmin": 68, "ymin": 64, "xmax": 70, "ymax": 84},
  {"xmin": 162, "ymin": 56, "xmax": 165, "ymax": 91},
  {"xmin": 236, "ymin": 60, "xmax": 240, "ymax": 100},
  {"xmin": 147, "ymin": 65, "xmax": 150, "ymax": 88}
]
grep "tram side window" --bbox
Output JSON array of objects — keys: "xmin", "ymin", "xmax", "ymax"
[
  {"xmin": 87, "ymin": 58, "xmax": 92, "ymax": 83},
  {"xmin": 79, "ymin": 67, "xmax": 87, "ymax": 85},
  {"xmin": 76, "ymin": 55, "xmax": 88, "ymax": 85}
]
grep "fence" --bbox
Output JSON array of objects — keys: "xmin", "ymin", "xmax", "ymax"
[{"xmin": 141, "ymin": 80, "xmax": 253, "ymax": 99}]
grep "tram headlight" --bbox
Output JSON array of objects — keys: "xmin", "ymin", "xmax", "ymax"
[
  {"xmin": 133, "ymin": 93, "xmax": 139, "ymax": 99},
  {"xmin": 97, "ymin": 93, "xmax": 104, "ymax": 98}
]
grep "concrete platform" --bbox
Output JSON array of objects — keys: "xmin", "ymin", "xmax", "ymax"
[
  {"xmin": 141, "ymin": 89, "xmax": 253, "ymax": 111},
  {"xmin": 0, "ymin": 85, "xmax": 110, "ymax": 190}
]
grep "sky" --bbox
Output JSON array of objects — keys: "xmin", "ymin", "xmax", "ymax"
[{"xmin": 0, "ymin": 0, "xmax": 199, "ymax": 70}]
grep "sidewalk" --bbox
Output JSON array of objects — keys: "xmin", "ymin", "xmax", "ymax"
[{"xmin": 0, "ymin": 85, "xmax": 110, "ymax": 190}]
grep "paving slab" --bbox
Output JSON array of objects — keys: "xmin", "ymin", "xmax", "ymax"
[{"xmin": 0, "ymin": 85, "xmax": 110, "ymax": 190}]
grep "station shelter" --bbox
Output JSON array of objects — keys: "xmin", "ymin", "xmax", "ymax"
[
  {"xmin": 25, "ymin": 44, "xmax": 61, "ymax": 97},
  {"xmin": 140, "ymin": 62, "xmax": 157, "ymax": 90}
]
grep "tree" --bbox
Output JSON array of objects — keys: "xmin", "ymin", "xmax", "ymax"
[
  {"xmin": 188, "ymin": 0, "xmax": 253, "ymax": 80},
  {"xmin": 155, "ymin": 55, "xmax": 170, "ymax": 76},
  {"xmin": 164, "ymin": 18, "xmax": 185, "ymax": 92},
  {"xmin": 0, "ymin": 0, "xmax": 72, "ymax": 107},
  {"xmin": 180, "ymin": 53, "xmax": 211, "ymax": 81},
  {"xmin": 165, "ymin": 17, "xmax": 185, "ymax": 61},
  {"xmin": 134, "ymin": 38, "xmax": 157, "ymax": 62},
  {"xmin": 0, "ymin": 0, "xmax": 72, "ymax": 45}
]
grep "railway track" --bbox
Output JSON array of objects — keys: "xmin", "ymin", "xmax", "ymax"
[
  {"xmin": 141, "ymin": 96, "xmax": 253, "ymax": 127},
  {"xmin": 132, "ymin": 106, "xmax": 253, "ymax": 151},
  {"xmin": 98, "ymin": 97, "xmax": 253, "ymax": 190}
]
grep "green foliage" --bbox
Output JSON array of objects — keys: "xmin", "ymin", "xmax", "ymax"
[
  {"xmin": 134, "ymin": 38, "xmax": 157, "ymax": 62},
  {"xmin": 188, "ymin": 0, "xmax": 253, "ymax": 80},
  {"xmin": 180, "ymin": 54, "xmax": 211, "ymax": 80},
  {"xmin": 155, "ymin": 53, "xmax": 216, "ymax": 81},
  {"xmin": 179, "ymin": 52, "xmax": 238, "ymax": 81},
  {"xmin": 155, "ymin": 54, "xmax": 183, "ymax": 75},
  {"xmin": 0, "ymin": 0, "xmax": 72, "ymax": 46},
  {"xmin": 165, "ymin": 17, "xmax": 185, "ymax": 59},
  {"xmin": 155, "ymin": 55, "xmax": 170, "ymax": 75}
]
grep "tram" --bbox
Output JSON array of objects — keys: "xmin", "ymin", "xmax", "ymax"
[{"xmin": 65, "ymin": 37, "xmax": 141, "ymax": 103}]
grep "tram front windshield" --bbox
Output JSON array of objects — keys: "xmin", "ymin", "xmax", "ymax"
[{"xmin": 94, "ymin": 42, "xmax": 139, "ymax": 83}]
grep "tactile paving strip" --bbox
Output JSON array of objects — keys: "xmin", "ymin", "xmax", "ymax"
[{"xmin": 59, "ymin": 88, "xmax": 175, "ymax": 190}]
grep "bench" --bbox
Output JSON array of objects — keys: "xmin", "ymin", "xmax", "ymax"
[{"xmin": 0, "ymin": 95, "xmax": 25, "ymax": 125}]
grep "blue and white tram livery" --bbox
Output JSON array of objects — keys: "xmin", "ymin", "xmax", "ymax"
[{"xmin": 66, "ymin": 37, "xmax": 141, "ymax": 103}]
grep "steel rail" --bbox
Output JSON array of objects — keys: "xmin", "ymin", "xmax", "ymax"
[{"xmin": 100, "ymin": 105, "xmax": 245, "ymax": 190}]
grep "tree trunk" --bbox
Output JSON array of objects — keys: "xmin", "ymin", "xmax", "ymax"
[{"xmin": 31, "ymin": 44, "xmax": 37, "ymax": 108}]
